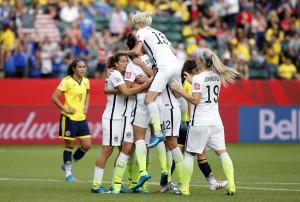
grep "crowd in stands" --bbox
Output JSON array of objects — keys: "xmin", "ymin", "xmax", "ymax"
[{"xmin": 0, "ymin": 0, "xmax": 299, "ymax": 80}]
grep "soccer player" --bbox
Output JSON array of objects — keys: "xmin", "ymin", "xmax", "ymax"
[
  {"xmin": 111, "ymin": 34, "xmax": 155, "ymax": 193},
  {"xmin": 171, "ymin": 49, "xmax": 239, "ymax": 196},
  {"xmin": 126, "ymin": 11, "xmax": 182, "ymax": 148},
  {"xmin": 176, "ymin": 59, "xmax": 228, "ymax": 190},
  {"xmin": 91, "ymin": 53, "xmax": 152, "ymax": 194},
  {"xmin": 51, "ymin": 59, "xmax": 91, "ymax": 182}
]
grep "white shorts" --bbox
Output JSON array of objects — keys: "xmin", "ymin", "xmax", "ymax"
[
  {"xmin": 186, "ymin": 124, "xmax": 226, "ymax": 154},
  {"xmin": 122, "ymin": 116, "xmax": 134, "ymax": 143},
  {"xmin": 162, "ymin": 107, "xmax": 180, "ymax": 137},
  {"xmin": 145, "ymin": 125, "xmax": 151, "ymax": 145},
  {"xmin": 102, "ymin": 118, "xmax": 123, "ymax": 146},
  {"xmin": 133, "ymin": 94, "xmax": 164, "ymax": 127},
  {"xmin": 132, "ymin": 96, "xmax": 150, "ymax": 128},
  {"xmin": 149, "ymin": 62, "xmax": 182, "ymax": 92}
]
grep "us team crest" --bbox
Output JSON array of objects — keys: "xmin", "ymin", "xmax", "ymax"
[
  {"xmin": 194, "ymin": 83, "xmax": 200, "ymax": 90},
  {"xmin": 114, "ymin": 136, "xmax": 118, "ymax": 142},
  {"xmin": 114, "ymin": 77, "xmax": 121, "ymax": 83},
  {"xmin": 126, "ymin": 132, "xmax": 131, "ymax": 139}
]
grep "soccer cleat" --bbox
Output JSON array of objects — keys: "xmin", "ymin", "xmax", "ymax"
[
  {"xmin": 173, "ymin": 188, "xmax": 190, "ymax": 196},
  {"xmin": 226, "ymin": 185, "xmax": 236, "ymax": 196},
  {"xmin": 130, "ymin": 173, "xmax": 151, "ymax": 191},
  {"xmin": 65, "ymin": 174, "xmax": 76, "ymax": 182},
  {"xmin": 132, "ymin": 188, "xmax": 149, "ymax": 194},
  {"xmin": 156, "ymin": 182, "xmax": 175, "ymax": 193},
  {"xmin": 91, "ymin": 186, "xmax": 111, "ymax": 194},
  {"xmin": 160, "ymin": 172, "xmax": 168, "ymax": 186},
  {"xmin": 147, "ymin": 134, "xmax": 166, "ymax": 148},
  {"xmin": 209, "ymin": 180, "xmax": 228, "ymax": 190},
  {"xmin": 61, "ymin": 163, "xmax": 65, "ymax": 172}
]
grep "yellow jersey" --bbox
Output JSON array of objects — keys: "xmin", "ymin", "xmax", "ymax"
[
  {"xmin": 57, "ymin": 76, "xmax": 90, "ymax": 121},
  {"xmin": 278, "ymin": 63, "xmax": 297, "ymax": 80},
  {"xmin": 181, "ymin": 79, "xmax": 192, "ymax": 121}
]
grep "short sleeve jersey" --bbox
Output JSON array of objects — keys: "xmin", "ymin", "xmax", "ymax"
[
  {"xmin": 57, "ymin": 76, "xmax": 90, "ymax": 121},
  {"xmin": 190, "ymin": 71, "xmax": 222, "ymax": 126},
  {"xmin": 125, "ymin": 54, "xmax": 155, "ymax": 101},
  {"xmin": 136, "ymin": 26, "xmax": 178, "ymax": 66},
  {"xmin": 102, "ymin": 70, "xmax": 126, "ymax": 120}
]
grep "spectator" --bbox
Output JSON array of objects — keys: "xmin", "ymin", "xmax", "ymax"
[
  {"xmin": 108, "ymin": 3, "xmax": 127, "ymax": 41},
  {"xmin": 255, "ymin": 0, "xmax": 273, "ymax": 17},
  {"xmin": 222, "ymin": 0, "xmax": 239, "ymax": 34},
  {"xmin": 40, "ymin": 37, "xmax": 53, "ymax": 78},
  {"xmin": 251, "ymin": 11, "xmax": 267, "ymax": 50},
  {"xmin": 52, "ymin": 44, "xmax": 64, "ymax": 78},
  {"xmin": 60, "ymin": 0, "xmax": 79, "ymax": 23},
  {"xmin": 78, "ymin": 12, "xmax": 94, "ymax": 41},
  {"xmin": 0, "ymin": 21, "xmax": 15, "ymax": 53},
  {"xmin": 171, "ymin": 0, "xmax": 190, "ymax": 22},
  {"xmin": 156, "ymin": 0, "xmax": 174, "ymax": 16},
  {"xmin": 0, "ymin": 0, "xmax": 11, "ymax": 23},
  {"xmin": 264, "ymin": 34, "xmax": 282, "ymax": 79},
  {"xmin": 278, "ymin": 56, "xmax": 299, "ymax": 80},
  {"xmin": 136, "ymin": 0, "xmax": 156, "ymax": 14},
  {"xmin": 233, "ymin": 55, "xmax": 249, "ymax": 80},
  {"xmin": 4, "ymin": 51, "xmax": 15, "ymax": 78},
  {"xmin": 13, "ymin": 43, "xmax": 27, "ymax": 78}
]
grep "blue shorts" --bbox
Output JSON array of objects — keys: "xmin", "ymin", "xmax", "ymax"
[{"xmin": 59, "ymin": 114, "xmax": 91, "ymax": 140}]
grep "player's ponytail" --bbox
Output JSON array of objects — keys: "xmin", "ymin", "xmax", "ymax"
[{"xmin": 201, "ymin": 49, "xmax": 240, "ymax": 87}]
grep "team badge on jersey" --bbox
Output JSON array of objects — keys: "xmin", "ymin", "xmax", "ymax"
[
  {"xmin": 194, "ymin": 83, "xmax": 201, "ymax": 90},
  {"xmin": 136, "ymin": 35, "xmax": 140, "ymax": 41},
  {"xmin": 114, "ymin": 77, "xmax": 121, "ymax": 83},
  {"xmin": 59, "ymin": 82, "xmax": 64, "ymax": 87},
  {"xmin": 125, "ymin": 72, "xmax": 132, "ymax": 79},
  {"xmin": 126, "ymin": 132, "xmax": 131, "ymax": 139},
  {"xmin": 65, "ymin": 131, "xmax": 71, "ymax": 136},
  {"xmin": 114, "ymin": 136, "xmax": 118, "ymax": 142}
]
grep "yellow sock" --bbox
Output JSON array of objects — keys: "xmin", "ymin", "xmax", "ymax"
[
  {"xmin": 135, "ymin": 140, "xmax": 147, "ymax": 176},
  {"xmin": 113, "ymin": 152, "xmax": 129, "ymax": 191},
  {"xmin": 219, "ymin": 152, "xmax": 235, "ymax": 190},
  {"xmin": 172, "ymin": 147, "xmax": 183, "ymax": 183},
  {"xmin": 166, "ymin": 151, "xmax": 172, "ymax": 182},
  {"xmin": 156, "ymin": 142, "xmax": 167, "ymax": 173},
  {"xmin": 182, "ymin": 153, "xmax": 194, "ymax": 191}
]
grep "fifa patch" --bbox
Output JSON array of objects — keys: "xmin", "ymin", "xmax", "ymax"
[
  {"xmin": 126, "ymin": 132, "xmax": 131, "ymax": 139},
  {"xmin": 65, "ymin": 131, "xmax": 71, "ymax": 136},
  {"xmin": 125, "ymin": 72, "xmax": 132, "ymax": 79},
  {"xmin": 114, "ymin": 136, "xmax": 118, "ymax": 142},
  {"xmin": 59, "ymin": 82, "xmax": 64, "ymax": 87},
  {"xmin": 136, "ymin": 35, "xmax": 140, "ymax": 41},
  {"xmin": 194, "ymin": 83, "xmax": 200, "ymax": 90}
]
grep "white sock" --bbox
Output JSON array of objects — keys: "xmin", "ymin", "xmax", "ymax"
[
  {"xmin": 171, "ymin": 147, "xmax": 183, "ymax": 163},
  {"xmin": 93, "ymin": 166, "xmax": 104, "ymax": 185},
  {"xmin": 65, "ymin": 164, "xmax": 72, "ymax": 177}
]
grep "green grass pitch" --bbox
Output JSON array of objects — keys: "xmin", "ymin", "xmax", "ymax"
[{"xmin": 0, "ymin": 143, "xmax": 299, "ymax": 202}]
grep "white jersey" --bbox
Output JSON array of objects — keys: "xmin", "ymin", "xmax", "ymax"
[
  {"xmin": 102, "ymin": 71, "xmax": 125, "ymax": 120},
  {"xmin": 125, "ymin": 54, "xmax": 155, "ymax": 100},
  {"xmin": 190, "ymin": 71, "xmax": 223, "ymax": 126},
  {"xmin": 136, "ymin": 26, "xmax": 178, "ymax": 66}
]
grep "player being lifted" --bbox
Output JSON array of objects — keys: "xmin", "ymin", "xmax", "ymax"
[{"xmin": 126, "ymin": 11, "xmax": 183, "ymax": 149}]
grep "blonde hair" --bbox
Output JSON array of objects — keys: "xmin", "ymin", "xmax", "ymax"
[
  {"xmin": 201, "ymin": 49, "xmax": 240, "ymax": 87},
  {"xmin": 132, "ymin": 11, "xmax": 152, "ymax": 27}
]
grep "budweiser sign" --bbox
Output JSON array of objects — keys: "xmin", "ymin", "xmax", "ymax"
[{"xmin": 0, "ymin": 106, "xmax": 104, "ymax": 144}]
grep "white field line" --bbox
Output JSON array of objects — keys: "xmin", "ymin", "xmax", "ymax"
[{"xmin": 0, "ymin": 178, "xmax": 300, "ymax": 192}]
